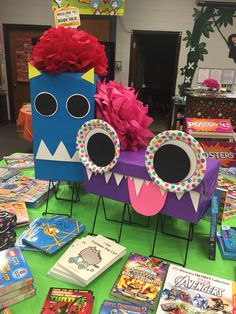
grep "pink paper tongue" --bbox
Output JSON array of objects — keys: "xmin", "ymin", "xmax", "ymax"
[{"xmin": 128, "ymin": 178, "xmax": 167, "ymax": 216}]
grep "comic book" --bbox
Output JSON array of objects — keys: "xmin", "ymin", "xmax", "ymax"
[
  {"xmin": 99, "ymin": 300, "xmax": 148, "ymax": 314},
  {"xmin": 40, "ymin": 287, "xmax": 94, "ymax": 314},
  {"xmin": 0, "ymin": 175, "xmax": 55, "ymax": 208},
  {"xmin": 22, "ymin": 215, "xmax": 86, "ymax": 254},
  {"xmin": 52, "ymin": 235, "xmax": 126, "ymax": 286},
  {"xmin": 156, "ymin": 263, "xmax": 236, "ymax": 314},
  {"xmin": 110, "ymin": 253, "xmax": 169, "ymax": 311},
  {"xmin": 0, "ymin": 246, "xmax": 33, "ymax": 296},
  {"xmin": 0, "ymin": 201, "xmax": 29, "ymax": 227},
  {"xmin": 0, "ymin": 167, "xmax": 18, "ymax": 182},
  {"xmin": 221, "ymin": 226, "xmax": 236, "ymax": 253}
]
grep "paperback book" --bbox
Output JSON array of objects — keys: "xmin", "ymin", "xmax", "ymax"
[
  {"xmin": 22, "ymin": 215, "xmax": 86, "ymax": 254},
  {"xmin": 110, "ymin": 253, "xmax": 169, "ymax": 311},
  {"xmin": 5, "ymin": 160, "xmax": 34, "ymax": 170},
  {"xmin": 222, "ymin": 226, "xmax": 236, "ymax": 253},
  {"xmin": 40, "ymin": 287, "xmax": 94, "ymax": 314},
  {"xmin": 0, "ymin": 201, "xmax": 29, "ymax": 227},
  {"xmin": 0, "ymin": 175, "xmax": 55, "ymax": 208},
  {"xmin": 0, "ymin": 288, "xmax": 35, "ymax": 309},
  {"xmin": 0, "ymin": 211, "xmax": 17, "ymax": 233},
  {"xmin": 3, "ymin": 153, "xmax": 34, "ymax": 161},
  {"xmin": 99, "ymin": 300, "xmax": 148, "ymax": 314},
  {"xmin": 0, "ymin": 168, "xmax": 18, "ymax": 182},
  {"xmin": 48, "ymin": 235, "xmax": 126, "ymax": 286},
  {"xmin": 217, "ymin": 232, "xmax": 236, "ymax": 261},
  {"xmin": 156, "ymin": 264, "xmax": 236, "ymax": 313}
]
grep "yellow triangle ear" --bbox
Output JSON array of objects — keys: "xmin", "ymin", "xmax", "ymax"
[
  {"xmin": 81, "ymin": 68, "xmax": 95, "ymax": 84},
  {"xmin": 28, "ymin": 63, "xmax": 42, "ymax": 79}
]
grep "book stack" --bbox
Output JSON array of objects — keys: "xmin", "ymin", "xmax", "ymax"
[
  {"xmin": 217, "ymin": 226, "xmax": 236, "ymax": 260},
  {"xmin": 3, "ymin": 153, "xmax": 34, "ymax": 170},
  {"xmin": 99, "ymin": 300, "xmax": 148, "ymax": 314},
  {"xmin": 0, "ymin": 175, "xmax": 55, "ymax": 208},
  {"xmin": 0, "ymin": 247, "xmax": 35, "ymax": 309},
  {"xmin": 0, "ymin": 211, "xmax": 17, "ymax": 251},
  {"xmin": 110, "ymin": 253, "xmax": 169, "ymax": 311},
  {"xmin": 41, "ymin": 288, "xmax": 94, "ymax": 314},
  {"xmin": 16, "ymin": 215, "xmax": 86, "ymax": 254},
  {"xmin": 156, "ymin": 264, "xmax": 236, "ymax": 313},
  {"xmin": 0, "ymin": 167, "xmax": 18, "ymax": 182},
  {"xmin": 0, "ymin": 201, "xmax": 29, "ymax": 227},
  {"xmin": 48, "ymin": 234, "xmax": 126, "ymax": 287}
]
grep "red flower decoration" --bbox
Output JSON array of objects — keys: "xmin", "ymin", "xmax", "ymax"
[
  {"xmin": 95, "ymin": 80, "xmax": 154, "ymax": 151},
  {"xmin": 203, "ymin": 78, "xmax": 220, "ymax": 90},
  {"xmin": 30, "ymin": 27, "xmax": 108, "ymax": 76}
]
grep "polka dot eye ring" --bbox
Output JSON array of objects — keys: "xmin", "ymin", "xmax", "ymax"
[
  {"xmin": 145, "ymin": 130, "xmax": 206, "ymax": 193},
  {"xmin": 76, "ymin": 119, "xmax": 120, "ymax": 174}
]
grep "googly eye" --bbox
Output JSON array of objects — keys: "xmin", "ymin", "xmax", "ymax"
[
  {"xmin": 76, "ymin": 119, "xmax": 120, "ymax": 173},
  {"xmin": 34, "ymin": 92, "xmax": 58, "ymax": 116},
  {"xmin": 145, "ymin": 130, "xmax": 206, "ymax": 193},
  {"xmin": 66, "ymin": 94, "xmax": 90, "ymax": 119}
]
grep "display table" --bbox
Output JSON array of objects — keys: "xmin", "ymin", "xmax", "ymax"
[
  {"xmin": 185, "ymin": 94, "xmax": 236, "ymax": 131},
  {"xmin": 0, "ymin": 158, "xmax": 235, "ymax": 314},
  {"xmin": 17, "ymin": 107, "xmax": 33, "ymax": 142}
]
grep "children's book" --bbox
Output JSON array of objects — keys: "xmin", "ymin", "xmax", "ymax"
[
  {"xmin": 0, "ymin": 201, "xmax": 29, "ymax": 227},
  {"xmin": 40, "ymin": 287, "xmax": 94, "ymax": 314},
  {"xmin": 0, "ymin": 211, "xmax": 17, "ymax": 233},
  {"xmin": 217, "ymin": 233, "xmax": 236, "ymax": 261},
  {"xmin": 110, "ymin": 253, "xmax": 169, "ymax": 311},
  {"xmin": 0, "ymin": 167, "xmax": 18, "ymax": 182},
  {"xmin": 0, "ymin": 282, "xmax": 33, "ymax": 304},
  {"xmin": 3, "ymin": 153, "xmax": 34, "ymax": 161},
  {"xmin": 221, "ymin": 226, "xmax": 236, "ymax": 253},
  {"xmin": 15, "ymin": 228, "xmax": 41, "ymax": 252},
  {"xmin": 0, "ymin": 288, "xmax": 35, "ymax": 309},
  {"xmin": 22, "ymin": 215, "xmax": 86, "ymax": 254},
  {"xmin": 0, "ymin": 246, "xmax": 33, "ymax": 296},
  {"xmin": 0, "ymin": 175, "xmax": 55, "ymax": 208},
  {"xmin": 51, "ymin": 235, "xmax": 126, "ymax": 286},
  {"xmin": 0, "ymin": 229, "xmax": 16, "ymax": 251},
  {"xmin": 5, "ymin": 160, "xmax": 34, "ymax": 170},
  {"xmin": 156, "ymin": 263, "xmax": 236, "ymax": 313},
  {"xmin": 99, "ymin": 300, "xmax": 148, "ymax": 314},
  {"xmin": 209, "ymin": 194, "xmax": 218, "ymax": 260}
]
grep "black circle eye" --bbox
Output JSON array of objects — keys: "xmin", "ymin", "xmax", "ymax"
[
  {"xmin": 87, "ymin": 133, "xmax": 115, "ymax": 167},
  {"xmin": 34, "ymin": 92, "xmax": 58, "ymax": 116},
  {"xmin": 66, "ymin": 94, "xmax": 90, "ymax": 119},
  {"xmin": 153, "ymin": 144, "xmax": 191, "ymax": 183}
]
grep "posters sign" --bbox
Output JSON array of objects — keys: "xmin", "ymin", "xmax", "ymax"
[{"xmin": 54, "ymin": 7, "xmax": 81, "ymax": 28}]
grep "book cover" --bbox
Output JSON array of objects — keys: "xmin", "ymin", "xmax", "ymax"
[
  {"xmin": 99, "ymin": 300, "xmax": 148, "ymax": 314},
  {"xmin": 16, "ymin": 228, "xmax": 41, "ymax": 252},
  {"xmin": 0, "ymin": 168, "xmax": 18, "ymax": 182},
  {"xmin": 23, "ymin": 215, "xmax": 86, "ymax": 254},
  {"xmin": 56, "ymin": 235, "xmax": 126, "ymax": 286},
  {"xmin": 0, "ymin": 175, "xmax": 54, "ymax": 208},
  {"xmin": 156, "ymin": 263, "xmax": 235, "ymax": 313},
  {"xmin": 221, "ymin": 226, "xmax": 236, "ymax": 253},
  {"xmin": 217, "ymin": 233, "xmax": 236, "ymax": 260},
  {"xmin": 40, "ymin": 287, "xmax": 94, "ymax": 314},
  {"xmin": 0, "ymin": 229, "xmax": 16, "ymax": 251},
  {"xmin": 0, "ymin": 246, "xmax": 33, "ymax": 296},
  {"xmin": 110, "ymin": 253, "xmax": 169, "ymax": 310},
  {"xmin": 0, "ymin": 201, "xmax": 29, "ymax": 227}
]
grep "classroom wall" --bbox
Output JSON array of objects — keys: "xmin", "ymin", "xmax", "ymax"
[{"xmin": 0, "ymin": 0, "xmax": 235, "ymax": 93}]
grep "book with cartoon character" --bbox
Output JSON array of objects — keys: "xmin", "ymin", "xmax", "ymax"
[
  {"xmin": 156, "ymin": 264, "xmax": 236, "ymax": 314},
  {"xmin": 110, "ymin": 253, "xmax": 169, "ymax": 311},
  {"xmin": 99, "ymin": 300, "xmax": 148, "ymax": 314},
  {"xmin": 48, "ymin": 235, "xmax": 126, "ymax": 286}
]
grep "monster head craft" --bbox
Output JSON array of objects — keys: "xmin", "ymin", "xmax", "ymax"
[
  {"xmin": 29, "ymin": 27, "xmax": 108, "ymax": 182},
  {"xmin": 76, "ymin": 81, "xmax": 220, "ymax": 223}
]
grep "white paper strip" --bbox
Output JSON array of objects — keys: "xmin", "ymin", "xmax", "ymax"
[
  {"xmin": 86, "ymin": 168, "xmax": 93, "ymax": 180},
  {"xmin": 113, "ymin": 173, "xmax": 124, "ymax": 186},
  {"xmin": 176, "ymin": 192, "xmax": 185, "ymax": 200},
  {"xmin": 189, "ymin": 191, "xmax": 200, "ymax": 212},
  {"xmin": 104, "ymin": 171, "xmax": 113, "ymax": 183},
  {"xmin": 133, "ymin": 177, "xmax": 144, "ymax": 197}
]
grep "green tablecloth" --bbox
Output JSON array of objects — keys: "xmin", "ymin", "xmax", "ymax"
[{"xmin": 1, "ymin": 163, "xmax": 235, "ymax": 314}]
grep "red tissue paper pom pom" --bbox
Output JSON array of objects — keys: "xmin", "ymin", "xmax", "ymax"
[
  {"xmin": 30, "ymin": 27, "xmax": 108, "ymax": 76},
  {"xmin": 95, "ymin": 80, "xmax": 155, "ymax": 151},
  {"xmin": 203, "ymin": 78, "xmax": 220, "ymax": 90}
]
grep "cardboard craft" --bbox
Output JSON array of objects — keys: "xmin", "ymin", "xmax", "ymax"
[{"xmin": 30, "ymin": 69, "xmax": 97, "ymax": 182}]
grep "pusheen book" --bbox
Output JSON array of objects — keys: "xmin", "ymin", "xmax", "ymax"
[
  {"xmin": 222, "ymin": 226, "xmax": 236, "ymax": 253},
  {"xmin": 0, "ymin": 167, "xmax": 18, "ymax": 182},
  {"xmin": 99, "ymin": 300, "xmax": 148, "ymax": 314},
  {"xmin": 156, "ymin": 263, "xmax": 236, "ymax": 314},
  {"xmin": 0, "ymin": 246, "xmax": 33, "ymax": 296},
  {"xmin": 48, "ymin": 263, "xmax": 84, "ymax": 286},
  {"xmin": 217, "ymin": 233, "xmax": 236, "ymax": 261},
  {"xmin": 0, "ymin": 288, "xmax": 35, "ymax": 309},
  {"xmin": 22, "ymin": 215, "xmax": 86, "ymax": 254},
  {"xmin": 0, "ymin": 201, "xmax": 29, "ymax": 227},
  {"xmin": 3, "ymin": 153, "xmax": 34, "ymax": 161},
  {"xmin": 0, "ymin": 175, "xmax": 54, "ymax": 208},
  {"xmin": 40, "ymin": 287, "xmax": 94, "ymax": 314},
  {"xmin": 110, "ymin": 253, "xmax": 169, "ymax": 311},
  {"xmin": 53, "ymin": 235, "xmax": 126, "ymax": 286}
]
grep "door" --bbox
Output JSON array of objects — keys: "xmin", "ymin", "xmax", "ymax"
[
  {"xmin": 129, "ymin": 31, "xmax": 181, "ymax": 131},
  {"xmin": 4, "ymin": 25, "xmax": 49, "ymax": 122}
]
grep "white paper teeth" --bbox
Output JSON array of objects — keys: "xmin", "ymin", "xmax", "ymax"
[
  {"xmin": 189, "ymin": 191, "xmax": 200, "ymax": 212},
  {"xmin": 145, "ymin": 180, "xmax": 151, "ymax": 186},
  {"xmin": 176, "ymin": 192, "xmax": 185, "ymax": 200},
  {"xmin": 133, "ymin": 177, "xmax": 144, "ymax": 196},
  {"xmin": 104, "ymin": 171, "xmax": 113, "ymax": 183},
  {"xmin": 160, "ymin": 188, "xmax": 166, "ymax": 196},
  {"xmin": 113, "ymin": 173, "xmax": 124, "ymax": 186},
  {"xmin": 86, "ymin": 168, "xmax": 93, "ymax": 180},
  {"xmin": 36, "ymin": 140, "xmax": 79, "ymax": 163}
]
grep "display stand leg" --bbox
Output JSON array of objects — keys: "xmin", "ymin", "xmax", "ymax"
[{"xmin": 42, "ymin": 181, "xmax": 79, "ymax": 218}]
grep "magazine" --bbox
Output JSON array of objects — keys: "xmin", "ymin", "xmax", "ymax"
[
  {"xmin": 110, "ymin": 253, "xmax": 169, "ymax": 310},
  {"xmin": 40, "ymin": 287, "xmax": 94, "ymax": 314},
  {"xmin": 0, "ymin": 201, "xmax": 29, "ymax": 227},
  {"xmin": 156, "ymin": 263, "xmax": 236, "ymax": 313},
  {"xmin": 99, "ymin": 300, "xmax": 148, "ymax": 314}
]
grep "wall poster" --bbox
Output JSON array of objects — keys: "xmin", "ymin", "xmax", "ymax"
[{"xmin": 16, "ymin": 36, "xmax": 33, "ymax": 83}]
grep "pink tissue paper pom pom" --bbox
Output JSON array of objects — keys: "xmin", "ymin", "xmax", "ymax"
[
  {"xmin": 95, "ymin": 80, "xmax": 155, "ymax": 151},
  {"xmin": 203, "ymin": 78, "xmax": 220, "ymax": 90}
]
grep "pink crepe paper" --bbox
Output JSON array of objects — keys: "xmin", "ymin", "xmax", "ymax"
[
  {"xmin": 203, "ymin": 78, "xmax": 220, "ymax": 90},
  {"xmin": 95, "ymin": 80, "xmax": 154, "ymax": 151}
]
